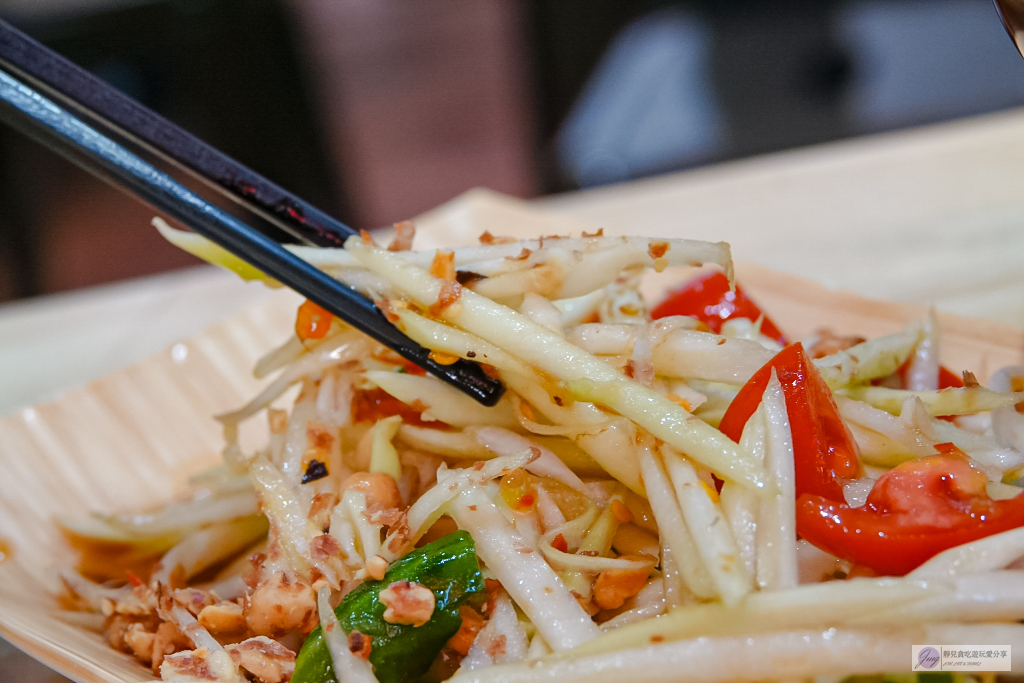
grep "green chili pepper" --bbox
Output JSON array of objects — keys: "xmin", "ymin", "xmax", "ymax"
[{"xmin": 292, "ymin": 531, "xmax": 483, "ymax": 683}]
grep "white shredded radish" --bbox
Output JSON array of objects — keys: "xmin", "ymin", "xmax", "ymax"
[
  {"xmin": 565, "ymin": 576, "xmax": 939, "ymax": 656},
  {"xmin": 369, "ymin": 415, "xmax": 403, "ymax": 480},
  {"xmin": 399, "ymin": 450, "xmax": 539, "ymax": 544},
  {"xmin": 757, "ymin": 373, "xmax": 797, "ymax": 591},
  {"xmin": 397, "ymin": 424, "xmax": 493, "ymax": 459},
  {"xmin": 931, "ymin": 418, "xmax": 1024, "ymax": 477},
  {"xmin": 449, "ymin": 486, "xmax": 600, "ymax": 651},
  {"xmin": 471, "ymin": 427, "xmax": 587, "ymax": 493},
  {"xmin": 540, "ymin": 529, "xmax": 656, "ymax": 574},
  {"xmin": 661, "ymin": 447, "xmax": 752, "ymax": 605},
  {"xmin": 316, "ymin": 585, "xmax": 378, "ymax": 683},
  {"xmin": 519, "ymin": 292, "xmax": 565, "ymax": 334},
  {"xmin": 393, "ymin": 307, "xmax": 541, "ymax": 382},
  {"xmin": 566, "ymin": 323, "xmax": 636, "ymax": 355},
  {"xmin": 502, "ymin": 372, "xmax": 644, "ymax": 493},
  {"xmin": 534, "ymin": 486, "xmax": 566, "ymax": 530},
  {"xmin": 990, "ymin": 365, "xmax": 1024, "ymax": 455},
  {"xmin": 720, "ymin": 407, "xmax": 766, "ymax": 583},
  {"xmin": 905, "ymin": 309, "xmax": 940, "ymax": 391},
  {"xmin": 813, "ymin": 326, "xmax": 921, "ymax": 390},
  {"xmin": 659, "ymin": 543, "xmax": 689, "ymax": 609},
  {"xmin": 328, "ymin": 511, "xmax": 362, "ymax": 570},
  {"xmin": 836, "ymin": 396, "xmax": 935, "ymax": 458},
  {"xmin": 316, "ymin": 368, "xmax": 354, "ymax": 427},
  {"xmin": 860, "ymin": 571, "xmax": 1024, "ymax": 624},
  {"xmin": 249, "ymin": 454, "xmax": 338, "ymax": 583},
  {"xmin": 341, "ymin": 490, "xmax": 381, "ymax": 562},
  {"xmin": 910, "ymin": 526, "xmax": 1024, "ymax": 578},
  {"xmin": 628, "ymin": 329, "xmax": 655, "ymax": 388},
  {"xmin": 448, "ymin": 626, "xmax": 1018, "ymax": 683},
  {"xmin": 366, "ymin": 371, "xmax": 518, "ymax": 429},
  {"xmin": 218, "ymin": 332, "xmax": 371, "ymax": 424},
  {"xmin": 255, "ymin": 335, "xmax": 309, "ymax": 379},
  {"xmin": 526, "ymin": 634, "xmax": 552, "ymax": 661},
  {"xmin": 843, "ymin": 385, "xmax": 1024, "ymax": 417},
  {"xmin": 297, "ymin": 234, "xmax": 731, "ymax": 286},
  {"xmin": 58, "ymin": 571, "xmax": 130, "ymax": 612},
  {"xmin": 345, "ymin": 240, "xmax": 766, "ymax": 492},
  {"xmin": 637, "ymin": 444, "xmax": 716, "ymax": 599},
  {"xmin": 151, "ymin": 516, "xmax": 268, "ymax": 585},
  {"xmin": 279, "ymin": 383, "xmax": 319, "ymax": 488},
  {"xmin": 67, "ymin": 489, "xmax": 259, "ymax": 543},
  {"xmin": 651, "ymin": 329, "xmax": 774, "ymax": 385},
  {"xmin": 461, "ymin": 590, "xmax": 529, "ymax": 670}
]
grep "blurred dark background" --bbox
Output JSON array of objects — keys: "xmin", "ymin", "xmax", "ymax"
[{"xmin": 2, "ymin": 0, "xmax": 1024, "ymax": 304}]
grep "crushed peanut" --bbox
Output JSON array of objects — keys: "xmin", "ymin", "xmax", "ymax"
[
  {"xmin": 244, "ymin": 572, "xmax": 317, "ymax": 637},
  {"xmin": 364, "ymin": 554, "xmax": 389, "ymax": 581},
  {"xmin": 378, "ymin": 580, "xmax": 435, "ymax": 627},
  {"xmin": 197, "ymin": 602, "xmax": 246, "ymax": 635},
  {"xmin": 160, "ymin": 646, "xmax": 239, "ymax": 682},
  {"xmin": 151, "ymin": 620, "xmax": 191, "ymax": 674},
  {"xmin": 225, "ymin": 636, "xmax": 296, "ymax": 683},
  {"xmin": 592, "ymin": 558, "xmax": 652, "ymax": 611},
  {"xmin": 341, "ymin": 471, "xmax": 403, "ymax": 511},
  {"xmin": 124, "ymin": 623, "xmax": 156, "ymax": 663}
]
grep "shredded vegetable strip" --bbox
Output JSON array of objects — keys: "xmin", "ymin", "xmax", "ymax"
[
  {"xmin": 662, "ymin": 447, "xmax": 752, "ymax": 605},
  {"xmin": 756, "ymin": 373, "xmax": 797, "ymax": 590},
  {"xmin": 449, "ymin": 486, "xmax": 600, "ymax": 650},
  {"xmin": 316, "ymin": 585, "xmax": 378, "ymax": 683},
  {"xmin": 76, "ymin": 222, "xmax": 1024, "ymax": 683},
  {"xmin": 447, "ymin": 624, "xmax": 1024, "ymax": 683},
  {"xmin": 345, "ymin": 239, "xmax": 767, "ymax": 491},
  {"xmin": 637, "ymin": 444, "xmax": 716, "ymax": 599}
]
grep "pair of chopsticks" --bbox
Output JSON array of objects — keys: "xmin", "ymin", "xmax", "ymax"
[{"xmin": 0, "ymin": 21, "xmax": 502, "ymax": 406}]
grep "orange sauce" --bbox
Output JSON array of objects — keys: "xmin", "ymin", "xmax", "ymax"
[
  {"xmin": 351, "ymin": 388, "xmax": 447, "ymax": 428},
  {"xmin": 0, "ymin": 538, "xmax": 11, "ymax": 563}
]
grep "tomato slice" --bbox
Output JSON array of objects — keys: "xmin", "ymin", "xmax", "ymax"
[
  {"xmin": 651, "ymin": 271, "xmax": 787, "ymax": 344},
  {"xmin": 295, "ymin": 300, "xmax": 333, "ymax": 341},
  {"xmin": 938, "ymin": 366, "xmax": 965, "ymax": 389},
  {"xmin": 797, "ymin": 452, "xmax": 1024, "ymax": 575},
  {"xmin": 718, "ymin": 343, "xmax": 860, "ymax": 502}
]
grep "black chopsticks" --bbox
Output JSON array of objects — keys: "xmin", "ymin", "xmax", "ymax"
[
  {"xmin": 0, "ymin": 22, "xmax": 503, "ymax": 406},
  {"xmin": 0, "ymin": 21, "xmax": 349, "ymax": 248}
]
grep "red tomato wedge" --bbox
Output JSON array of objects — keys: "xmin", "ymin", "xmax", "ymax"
[
  {"xmin": 718, "ymin": 343, "xmax": 860, "ymax": 502},
  {"xmin": 797, "ymin": 451, "xmax": 1024, "ymax": 575},
  {"xmin": 938, "ymin": 366, "xmax": 965, "ymax": 389},
  {"xmin": 651, "ymin": 270, "xmax": 787, "ymax": 344}
]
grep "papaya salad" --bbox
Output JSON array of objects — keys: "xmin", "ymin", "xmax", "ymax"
[{"xmin": 57, "ymin": 221, "xmax": 1024, "ymax": 682}]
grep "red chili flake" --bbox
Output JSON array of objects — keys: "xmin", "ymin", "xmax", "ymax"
[{"xmin": 551, "ymin": 534, "xmax": 568, "ymax": 553}]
